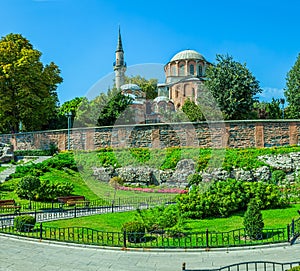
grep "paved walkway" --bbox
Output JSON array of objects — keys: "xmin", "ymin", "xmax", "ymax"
[
  {"xmin": 0, "ymin": 156, "xmax": 51, "ymax": 183},
  {"xmin": 0, "ymin": 234, "xmax": 299, "ymax": 271}
]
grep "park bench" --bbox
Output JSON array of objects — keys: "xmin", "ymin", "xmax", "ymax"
[
  {"xmin": 57, "ymin": 196, "xmax": 90, "ymax": 207},
  {"xmin": 0, "ymin": 199, "xmax": 21, "ymax": 213}
]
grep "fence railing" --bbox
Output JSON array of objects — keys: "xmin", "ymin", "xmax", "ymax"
[
  {"xmin": 182, "ymin": 261, "xmax": 300, "ymax": 271},
  {"xmin": 288, "ymin": 217, "xmax": 300, "ymax": 244},
  {"xmin": 0, "ymin": 195, "xmax": 176, "ymax": 214},
  {"xmin": 0, "ymin": 223, "xmax": 289, "ymax": 249}
]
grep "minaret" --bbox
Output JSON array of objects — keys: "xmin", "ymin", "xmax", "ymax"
[{"xmin": 113, "ymin": 27, "xmax": 126, "ymax": 89}]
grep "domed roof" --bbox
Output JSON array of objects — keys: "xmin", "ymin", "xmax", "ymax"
[
  {"xmin": 170, "ymin": 49, "xmax": 205, "ymax": 62},
  {"xmin": 120, "ymin": 83, "xmax": 141, "ymax": 91},
  {"xmin": 153, "ymin": 96, "xmax": 173, "ymax": 103}
]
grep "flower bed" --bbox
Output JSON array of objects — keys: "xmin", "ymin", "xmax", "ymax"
[{"xmin": 119, "ymin": 186, "xmax": 187, "ymax": 194}]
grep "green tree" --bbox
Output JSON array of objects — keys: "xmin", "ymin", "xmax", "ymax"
[
  {"xmin": 243, "ymin": 199, "xmax": 264, "ymax": 240},
  {"xmin": 254, "ymin": 98, "xmax": 283, "ymax": 119},
  {"xmin": 125, "ymin": 75, "xmax": 158, "ymax": 99},
  {"xmin": 284, "ymin": 53, "xmax": 300, "ymax": 118},
  {"xmin": 204, "ymin": 54, "xmax": 261, "ymax": 120},
  {"xmin": 97, "ymin": 91, "xmax": 133, "ymax": 126},
  {"xmin": 181, "ymin": 98, "xmax": 204, "ymax": 122},
  {"xmin": 0, "ymin": 33, "xmax": 62, "ymax": 133}
]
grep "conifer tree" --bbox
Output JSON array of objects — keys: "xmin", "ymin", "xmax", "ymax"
[{"xmin": 243, "ymin": 199, "xmax": 264, "ymax": 240}]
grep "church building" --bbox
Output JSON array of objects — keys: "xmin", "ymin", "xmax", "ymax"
[{"xmin": 112, "ymin": 28, "xmax": 211, "ymax": 123}]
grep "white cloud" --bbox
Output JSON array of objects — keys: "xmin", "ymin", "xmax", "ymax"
[{"xmin": 257, "ymin": 87, "xmax": 284, "ymax": 102}]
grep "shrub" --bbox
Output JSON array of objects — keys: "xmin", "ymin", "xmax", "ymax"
[
  {"xmin": 16, "ymin": 176, "xmax": 41, "ymax": 200},
  {"xmin": 177, "ymin": 179, "xmax": 287, "ymax": 219},
  {"xmin": 122, "ymin": 221, "xmax": 145, "ymax": 243},
  {"xmin": 243, "ymin": 199, "xmax": 264, "ymax": 240},
  {"xmin": 270, "ymin": 170, "xmax": 286, "ymax": 184},
  {"xmin": 14, "ymin": 215, "xmax": 36, "ymax": 232},
  {"xmin": 187, "ymin": 174, "xmax": 202, "ymax": 186},
  {"xmin": 288, "ymin": 267, "xmax": 300, "ymax": 271}
]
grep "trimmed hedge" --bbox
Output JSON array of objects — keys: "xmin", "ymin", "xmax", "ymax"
[{"xmin": 14, "ymin": 215, "xmax": 36, "ymax": 232}]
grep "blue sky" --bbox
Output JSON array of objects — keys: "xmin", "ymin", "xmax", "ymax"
[{"xmin": 1, "ymin": 0, "xmax": 300, "ymax": 104}]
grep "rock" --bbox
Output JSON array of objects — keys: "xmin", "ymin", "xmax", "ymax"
[
  {"xmin": 252, "ymin": 166, "xmax": 271, "ymax": 181},
  {"xmin": 92, "ymin": 166, "xmax": 115, "ymax": 182},
  {"xmin": 115, "ymin": 166, "xmax": 154, "ymax": 185},
  {"xmin": 0, "ymin": 143, "xmax": 14, "ymax": 163},
  {"xmin": 258, "ymin": 153, "xmax": 295, "ymax": 172},
  {"xmin": 231, "ymin": 168, "xmax": 254, "ymax": 181},
  {"xmin": 168, "ymin": 159, "xmax": 196, "ymax": 187},
  {"xmin": 201, "ymin": 168, "xmax": 230, "ymax": 182}
]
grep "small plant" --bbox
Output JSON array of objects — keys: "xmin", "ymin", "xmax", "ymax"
[
  {"xmin": 270, "ymin": 170, "xmax": 286, "ymax": 184},
  {"xmin": 109, "ymin": 176, "xmax": 123, "ymax": 204},
  {"xmin": 288, "ymin": 267, "xmax": 300, "ymax": 271},
  {"xmin": 14, "ymin": 215, "xmax": 36, "ymax": 232},
  {"xmin": 187, "ymin": 174, "xmax": 202, "ymax": 186},
  {"xmin": 243, "ymin": 199, "xmax": 264, "ymax": 240},
  {"xmin": 122, "ymin": 221, "xmax": 145, "ymax": 243}
]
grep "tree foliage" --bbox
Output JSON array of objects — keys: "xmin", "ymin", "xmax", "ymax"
[
  {"xmin": 181, "ymin": 98, "xmax": 204, "ymax": 122},
  {"xmin": 284, "ymin": 53, "xmax": 300, "ymax": 118},
  {"xmin": 243, "ymin": 199, "xmax": 264, "ymax": 239},
  {"xmin": 253, "ymin": 98, "xmax": 283, "ymax": 119},
  {"xmin": 125, "ymin": 75, "xmax": 158, "ymax": 100},
  {"xmin": 97, "ymin": 90, "xmax": 133, "ymax": 126},
  {"xmin": 0, "ymin": 33, "xmax": 62, "ymax": 133},
  {"xmin": 204, "ymin": 54, "xmax": 261, "ymax": 120}
]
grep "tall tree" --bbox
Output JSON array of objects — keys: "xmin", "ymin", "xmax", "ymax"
[
  {"xmin": 181, "ymin": 98, "xmax": 204, "ymax": 122},
  {"xmin": 0, "ymin": 33, "xmax": 62, "ymax": 133},
  {"xmin": 284, "ymin": 53, "xmax": 300, "ymax": 118},
  {"xmin": 204, "ymin": 54, "xmax": 261, "ymax": 120},
  {"xmin": 125, "ymin": 75, "xmax": 158, "ymax": 100},
  {"xmin": 97, "ymin": 91, "xmax": 133, "ymax": 126}
]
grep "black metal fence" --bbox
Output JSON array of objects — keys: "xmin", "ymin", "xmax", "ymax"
[
  {"xmin": 288, "ymin": 217, "xmax": 300, "ymax": 244},
  {"xmin": 0, "ymin": 223, "xmax": 289, "ymax": 249},
  {"xmin": 182, "ymin": 261, "xmax": 300, "ymax": 271},
  {"xmin": 0, "ymin": 195, "xmax": 176, "ymax": 214}
]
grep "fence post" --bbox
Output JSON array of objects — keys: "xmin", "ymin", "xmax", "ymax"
[
  {"xmin": 39, "ymin": 223, "xmax": 43, "ymax": 240},
  {"xmin": 74, "ymin": 206, "xmax": 77, "ymax": 218},
  {"xmin": 51, "ymin": 200, "xmax": 54, "ymax": 211},
  {"xmin": 34, "ymin": 210, "xmax": 37, "ymax": 221},
  {"xmin": 123, "ymin": 230, "xmax": 127, "ymax": 248},
  {"xmin": 182, "ymin": 262, "xmax": 186, "ymax": 271},
  {"xmin": 292, "ymin": 219, "xmax": 295, "ymax": 236},
  {"xmin": 111, "ymin": 203, "xmax": 114, "ymax": 213},
  {"xmin": 287, "ymin": 224, "xmax": 290, "ymax": 242},
  {"xmin": 206, "ymin": 228, "xmax": 209, "ymax": 248}
]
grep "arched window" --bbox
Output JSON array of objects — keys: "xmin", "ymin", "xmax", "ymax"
[
  {"xmin": 171, "ymin": 65, "xmax": 176, "ymax": 76},
  {"xmin": 179, "ymin": 63, "xmax": 185, "ymax": 76},
  {"xmin": 198, "ymin": 65, "xmax": 203, "ymax": 76},
  {"xmin": 189, "ymin": 64, "xmax": 194, "ymax": 75}
]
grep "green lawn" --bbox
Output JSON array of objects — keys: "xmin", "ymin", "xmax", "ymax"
[{"xmin": 42, "ymin": 203, "xmax": 300, "ymax": 233}]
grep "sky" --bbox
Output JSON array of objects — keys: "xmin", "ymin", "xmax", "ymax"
[{"xmin": 1, "ymin": 0, "xmax": 300, "ymax": 104}]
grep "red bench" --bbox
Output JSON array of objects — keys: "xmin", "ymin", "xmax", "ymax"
[{"xmin": 0, "ymin": 199, "xmax": 21, "ymax": 213}]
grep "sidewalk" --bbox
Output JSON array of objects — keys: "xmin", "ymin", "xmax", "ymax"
[
  {"xmin": 0, "ymin": 233, "xmax": 299, "ymax": 271},
  {"xmin": 0, "ymin": 156, "xmax": 51, "ymax": 183}
]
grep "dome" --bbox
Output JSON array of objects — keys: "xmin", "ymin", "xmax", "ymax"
[
  {"xmin": 170, "ymin": 49, "xmax": 205, "ymax": 62},
  {"xmin": 120, "ymin": 83, "xmax": 141, "ymax": 91},
  {"xmin": 153, "ymin": 96, "xmax": 173, "ymax": 103}
]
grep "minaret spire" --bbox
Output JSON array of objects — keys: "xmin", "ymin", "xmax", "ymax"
[
  {"xmin": 113, "ymin": 26, "xmax": 126, "ymax": 89},
  {"xmin": 116, "ymin": 26, "xmax": 123, "ymax": 52}
]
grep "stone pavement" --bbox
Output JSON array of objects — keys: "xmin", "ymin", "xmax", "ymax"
[{"xmin": 0, "ymin": 234, "xmax": 299, "ymax": 271}]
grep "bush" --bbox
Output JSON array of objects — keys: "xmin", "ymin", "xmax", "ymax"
[
  {"xmin": 270, "ymin": 170, "xmax": 286, "ymax": 184},
  {"xmin": 122, "ymin": 221, "xmax": 145, "ymax": 243},
  {"xmin": 16, "ymin": 176, "xmax": 41, "ymax": 200},
  {"xmin": 243, "ymin": 199, "xmax": 264, "ymax": 240},
  {"xmin": 177, "ymin": 179, "xmax": 287, "ymax": 219},
  {"xmin": 288, "ymin": 267, "xmax": 300, "ymax": 271},
  {"xmin": 14, "ymin": 215, "xmax": 36, "ymax": 232}
]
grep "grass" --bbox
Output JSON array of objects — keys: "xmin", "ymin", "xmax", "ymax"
[{"xmin": 42, "ymin": 203, "xmax": 300, "ymax": 233}]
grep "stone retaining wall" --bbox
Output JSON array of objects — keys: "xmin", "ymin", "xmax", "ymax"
[{"xmin": 1, "ymin": 120, "xmax": 299, "ymax": 151}]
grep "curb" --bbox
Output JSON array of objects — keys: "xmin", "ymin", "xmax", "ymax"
[{"xmin": 0, "ymin": 232, "xmax": 293, "ymax": 253}]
